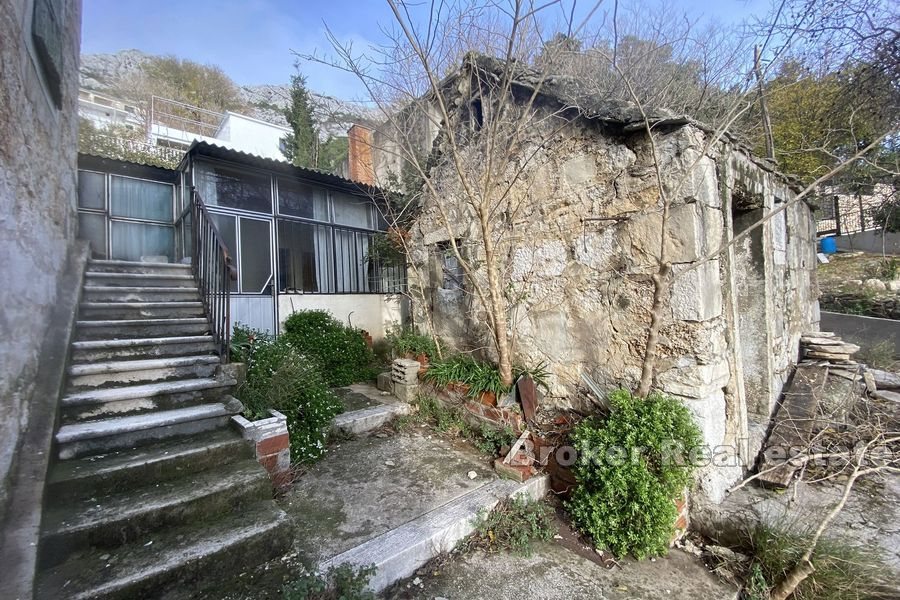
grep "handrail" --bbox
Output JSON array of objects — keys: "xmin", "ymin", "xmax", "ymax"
[{"xmin": 188, "ymin": 188, "xmax": 237, "ymax": 361}]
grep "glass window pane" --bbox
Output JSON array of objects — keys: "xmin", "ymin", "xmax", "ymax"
[
  {"xmin": 334, "ymin": 229, "xmax": 370, "ymax": 293},
  {"xmin": 110, "ymin": 176, "xmax": 174, "ymax": 221},
  {"xmin": 332, "ymin": 193, "xmax": 373, "ymax": 228},
  {"xmin": 78, "ymin": 171, "xmax": 105, "ymax": 210},
  {"xmin": 239, "ymin": 218, "xmax": 272, "ymax": 293},
  {"xmin": 78, "ymin": 212, "xmax": 107, "ymax": 258},
  {"xmin": 110, "ymin": 221, "xmax": 175, "ymax": 262},
  {"xmin": 277, "ymin": 220, "xmax": 333, "ymax": 293},
  {"xmin": 210, "ymin": 213, "xmax": 237, "ymax": 258},
  {"xmin": 278, "ymin": 179, "xmax": 328, "ymax": 220},
  {"xmin": 195, "ymin": 162, "xmax": 272, "ymax": 214}
]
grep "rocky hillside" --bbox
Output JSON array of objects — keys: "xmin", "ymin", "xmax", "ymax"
[{"xmin": 79, "ymin": 50, "xmax": 378, "ymax": 136}]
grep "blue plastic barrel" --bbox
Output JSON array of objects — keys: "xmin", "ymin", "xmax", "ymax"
[{"xmin": 820, "ymin": 236, "xmax": 837, "ymax": 254}]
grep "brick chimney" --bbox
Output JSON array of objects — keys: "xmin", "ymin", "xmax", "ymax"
[{"xmin": 347, "ymin": 124, "xmax": 374, "ymax": 185}]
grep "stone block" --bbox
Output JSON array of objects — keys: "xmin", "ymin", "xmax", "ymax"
[
  {"xmin": 562, "ymin": 153, "xmax": 596, "ymax": 186},
  {"xmin": 657, "ymin": 359, "xmax": 730, "ymax": 399},
  {"xmin": 681, "ymin": 390, "xmax": 728, "ymax": 448},
  {"xmin": 393, "ymin": 382, "xmax": 419, "ymax": 403},
  {"xmin": 377, "ymin": 371, "xmax": 394, "ymax": 393},
  {"xmin": 671, "ymin": 260, "xmax": 722, "ymax": 322}
]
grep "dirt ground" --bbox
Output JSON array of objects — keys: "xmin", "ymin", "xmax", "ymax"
[{"xmin": 817, "ymin": 251, "xmax": 898, "ymax": 294}]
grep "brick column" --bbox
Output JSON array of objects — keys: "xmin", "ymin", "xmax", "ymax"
[{"xmin": 232, "ymin": 410, "xmax": 292, "ymax": 488}]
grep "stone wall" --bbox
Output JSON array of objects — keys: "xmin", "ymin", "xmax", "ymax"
[
  {"xmin": 0, "ymin": 0, "xmax": 82, "ymax": 514},
  {"xmin": 406, "ymin": 105, "xmax": 818, "ymax": 502}
]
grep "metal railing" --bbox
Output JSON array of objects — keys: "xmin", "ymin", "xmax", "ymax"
[{"xmin": 179, "ymin": 189, "xmax": 237, "ymax": 360}]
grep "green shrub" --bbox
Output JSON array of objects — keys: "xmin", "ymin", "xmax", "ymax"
[
  {"xmin": 282, "ymin": 563, "xmax": 376, "ymax": 600},
  {"xmin": 386, "ymin": 327, "xmax": 440, "ymax": 360},
  {"xmin": 231, "ymin": 325, "xmax": 342, "ymax": 463},
  {"xmin": 425, "ymin": 354, "xmax": 510, "ymax": 398},
  {"xmin": 463, "ymin": 496, "xmax": 555, "ymax": 557},
  {"xmin": 282, "ymin": 310, "xmax": 376, "ymax": 387},
  {"xmin": 565, "ymin": 389, "xmax": 702, "ymax": 559}
]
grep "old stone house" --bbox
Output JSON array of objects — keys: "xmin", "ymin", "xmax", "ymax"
[{"xmin": 366, "ymin": 54, "xmax": 819, "ymax": 502}]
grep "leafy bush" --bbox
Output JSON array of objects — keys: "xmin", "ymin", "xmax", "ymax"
[
  {"xmin": 743, "ymin": 523, "xmax": 888, "ymax": 600},
  {"xmin": 282, "ymin": 310, "xmax": 376, "ymax": 387},
  {"xmin": 565, "ymin": 389, "xmax": 702, "ymax": 559},
  {"xmin": 463, "ymin": 496, "xmax": 555, "ymax": 557},
  {"xmin": 472, "ymin": 423, "xmax": 516, "ymax": 456},
  {"xmin": 425, "ymin": 354, "xmax": 510, "ymax": 398},
  {"xmin": 231, "ymin": 325, "xmax": 342, "ymax": 463},
  {"xmin": 282, "ymin": 563, "xmax": 375, "ymax": 600},
  {"xmin": 386, "ymin": 327, "xmax": 440, "ymax": 360}
]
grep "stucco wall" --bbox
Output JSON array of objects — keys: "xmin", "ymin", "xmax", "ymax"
[
  {"xmin": 278, "ymin": 294, "xmax": 409, "ymax": 340},
  {"xmin": 407, "ymin": 105, "xmax": 818, "ymax": 502},
  {"xmin": 0, "ymin": 0, "xmax": 81, "ymax": 512}
]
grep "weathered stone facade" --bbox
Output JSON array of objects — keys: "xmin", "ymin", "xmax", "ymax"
[
  {"xmin": 388, "ymin": 57, "xmax": 818, "ymax": 503},
  {"xmin": 0, "ymin": 0, "xmax": 82, "ymax": 513}
]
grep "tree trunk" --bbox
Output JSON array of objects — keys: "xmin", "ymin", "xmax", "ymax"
[
  {"xmin": 636, "ymin": 266, "xmax": 669, "ymax": 397},
  {"xmin": 480, "ymin": 212, "xmax": 513, "ymax": 386},
  {"xmin": 770, "ymin": 558, "xmax": 815, "ymax": 600}
]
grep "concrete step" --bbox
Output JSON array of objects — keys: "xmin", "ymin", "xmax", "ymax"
[
  {"xmin": 87, "ymin": 259, "xmax": 193, "ymax": 275},
  {"xmin": 71, "ymin": 335, "xmax": 218, "ymax": 362},
  {"xmin": 322, "ymin": 476, "xmax": 549, "ymax": 592},
  {"xmin": 38, "ymin": 459, "xmax": 272, "ymax": 570},
  {"xmin": 76, "ymin": 317, "xmax": 210, "ymax": 340},
  {"xmin": 46, "ymin": 429, "xmax": 253, "ymax": 499},
  {"xmin": 80, "ymin": 301, "xmax": 206, "ymax": 320},
  {"xmin": 35, "ymin": 501, "xmax": 291, "ymax": 600},
  {"xmin": 60, "ymin": 377, "xmax": 235, "ymax": 424},
  {"xmin": 67, "ymin": 355, "xmax": 221, "ymax": 390},
  {"xmin": 85, "ymin": 271, "xmax": 197, "ymax": 288},
  {"xmin": 56, "ymin": 401, "xmax": 242, "ymax": 460},
  {"xmin": 332, "ymin": 402, "xmax": 411, "ymax": 436},
  {"xmin": 82, "ymin": 286, "xmax": 201, "ymax": 303}
]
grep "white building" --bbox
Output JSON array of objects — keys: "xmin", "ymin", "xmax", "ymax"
[{"xmin": 79, "ymin": 90, "xmax": 292, "ymax": 163}]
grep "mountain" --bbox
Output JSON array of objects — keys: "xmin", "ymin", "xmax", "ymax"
[{"xmin": 79, "ymin": 50, "xmax": 378, "ymax": 137}]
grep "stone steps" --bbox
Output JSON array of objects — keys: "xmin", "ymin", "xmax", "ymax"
[
  {"xmin": 39, "ymin": 459, "xmax": 271, "ymax": 569},
  {"xmin": 67, "ymin": 355, "xmax": 221, "ymax": 390},
  {"xmin": 87, "ymin": 259, "xmax": 193, "ymax": 275},
  {"xmin": 79, "ymin": 301, "xmax": 206, "ymax": 320},
  {"xmin": 46, "ymin": 428, "xmax": 253, "ymax": 499},
  {"xmin": 83, "ymin": 286, "xmax": 202, "ymax": 303},
  {"xmin": 71, "ymin": 335, "xmax": 218, "ymax": 362},
  {"xmin": 85, "ymin": 271, "xmax": 197, "ymax": 288},
  {"xmin": 55, "ymin": 401, "xmax": 242, "ymax": 459},
  {"xmin": 331, "ymin": 402, "xmax": 411, "ymax": 436},
  {"xmin": 60, "ymin": 375, "xmax": 236, "ymax": 423},
  {"xmin": 322, "ymin": 476, "xmax": 548, "ymax": 592},
  {"xmin": 75, "ymin": 317, "xmax": 210, "ymax": 340},
  {"xmin": 36, "ymin": 258, "xmax": 291, "ymax": 600},
  {"xmin": 34, "ymin": 501, "xmax": 291, "ymax": 600}
]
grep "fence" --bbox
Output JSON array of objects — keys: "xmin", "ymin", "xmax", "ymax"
[{"xmin": 816, "ymin": 185, "xmax": 896, "ymax": 236}]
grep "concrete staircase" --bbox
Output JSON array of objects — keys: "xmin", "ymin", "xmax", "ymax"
[{"xmin": 34, "ymin": 260, "xmax": 291, "ymax": 600}]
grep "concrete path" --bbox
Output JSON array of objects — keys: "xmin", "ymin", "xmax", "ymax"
[{"xmin": 386, "ymin": 541, "xmax": 738, "ymax": 600}]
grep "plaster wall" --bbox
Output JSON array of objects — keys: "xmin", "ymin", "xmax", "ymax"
[
  {"xmin": 0, "ymin": 0, "xmax": 81, "ymax": 514},
  {"xmin": 278, "ymin": 294, "xmax": 409, "ymax": 340}
]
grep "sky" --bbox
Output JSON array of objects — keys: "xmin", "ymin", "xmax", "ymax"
[{"xmin": 81, "ymin": 0, "xmax": 770, "ymax": 100}]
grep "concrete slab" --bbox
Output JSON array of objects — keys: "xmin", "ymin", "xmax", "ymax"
[
  {"xmin": 386, "ymin": 542, "xmax": 738, "ymax": 600},
  {"xmin": 279, "ymin": 431, "xmax": 496, "ymax": 563},
  {"xmin": 332, "ymin": 383, "xmax": 413, "ymax": 435}
]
